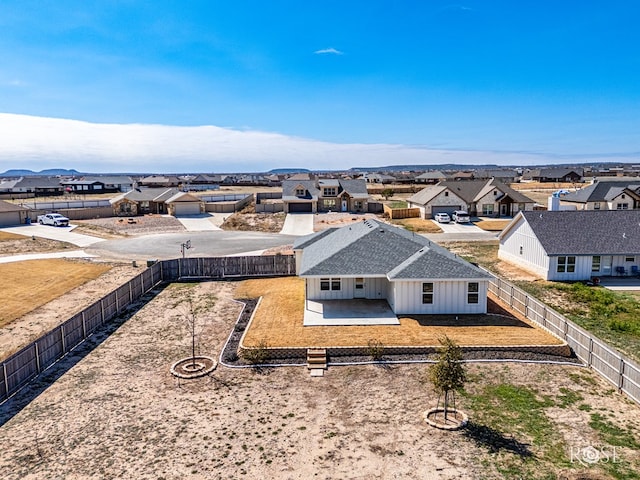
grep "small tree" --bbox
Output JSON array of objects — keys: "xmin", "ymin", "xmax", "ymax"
[
  {"xmin": 429, "ymin": 335, "xmax": 467, "ymax": 421},
  {"xmin": 174, "ymin": 287, "xmax": 215, "ymax": 367},
  {"xmin": 381, "ymin": 188, "xmax": 395, "ymax": 200}
]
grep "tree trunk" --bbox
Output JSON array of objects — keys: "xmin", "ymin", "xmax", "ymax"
[{"xmin": 443, "ymin": 390, "xmax": 449, "ymax": 421}]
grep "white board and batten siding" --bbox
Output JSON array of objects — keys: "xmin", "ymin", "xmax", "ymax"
[
  {"xmin": 389, "ymin": 280, "xmax": 488, "ymax": 315},
  {"xmin": 498, "ymin": 216, "xmax": 550, "ymax": 279},
  {"xmin": 307, "ymin": 276, "xmax": 390, "ymax": 301}
]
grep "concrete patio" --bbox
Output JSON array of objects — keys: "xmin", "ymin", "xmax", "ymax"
[
  {"xmin": 598, "ymin": 276, "xmax": 640, "ymax": 291},
  {"xmin": 303, "ymin": 299, "xmax": 400, "ymax": 326}
]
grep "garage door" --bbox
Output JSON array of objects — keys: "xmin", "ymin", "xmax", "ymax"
[
  {"xmin": 173, "ymin": 203, "xmax": 201, "ymax": 216},
  {"xmin": 0, "ymin": 211, "xmax": 21, "ymax": 226},
  {"xmin": 431, "ymin": 206, "xmax": 460, "ymax": 219},
  {"xmin": 289, "ymin": 203, "xmax": 312, "ymax": 213}
]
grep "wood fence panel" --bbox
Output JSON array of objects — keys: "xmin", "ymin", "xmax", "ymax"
[
  {"xmin": 4, "ymin": 344, "xmax": 38, "ymax": 394},
  {"xmin": 63, "ymin": 314, "xmax": 84, "ymax": 351},
  {"xmin": 622, "ymin": 363, "xmax": 640, "ymax": 404},
  {"xmin": 37, "ymin": 328, "xmax": 64, "ymax": 369},
  {"xmin": 102, "ymin": 292, "xmax": 118, "ymax": 321},
  {"xmin": 0, "ymin": 363, "xmax": 6, "ymax": 401},
  {"xmin": 115, "ymin": 284, "xmax": 131, "ymax": 312},
  {"xmin": 590, "ymin": 340, "xmax": 623, "ymax": 388},
  {"xmin": 130, "ymin": 275, "xmax": 143, "ymax": 299},
  {"xmin": 83, "ymin": 302, "xmax": 103, "ymax": 334},
  {"xmin": 565, "ymin": 323, "xmax": 591, "ymax": 363},
  {"xmin": 162, "ymin": 259, "xmax": 180, "ymax": 281}
]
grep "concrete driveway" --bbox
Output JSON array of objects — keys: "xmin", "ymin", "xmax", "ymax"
[
  {"xmin": 1, "ymin": 224, "xmax": 104, "ymax": 247},
  {"xmin": 280, "ymin": 214, "xmax": 314, "ymax": 236},
  {"xmin": 435, "ymin": 220, "xmax": 486, "ymax": 234},
  {"xmin": 174, "ymin": 213, "xmax": 222, "ymax": 231}
]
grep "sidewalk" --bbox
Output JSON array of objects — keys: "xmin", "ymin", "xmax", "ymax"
[{"xmin": 0, "ymin": 250, "xmax": 97, "ymax": 264}]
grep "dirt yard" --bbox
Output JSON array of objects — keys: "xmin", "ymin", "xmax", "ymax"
[
  {"xmin": 74, "ymin": 215, "xmax": 186, "ymax": 238},
  {"xmin": 0, "ymin": 261, "xmax": 141, "ymax": 360},
  {"xmin": 0, "ymin": 232, "xmax": 77, "ymax": 255},
  {"xmin": 0, "ymin": 281, "xmax": 637, "ymax": 480}
]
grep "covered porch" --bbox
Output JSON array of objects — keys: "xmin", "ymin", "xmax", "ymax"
[{"xmin": 303, "ymin": 299, "xmax": 400, "ymax": 326}]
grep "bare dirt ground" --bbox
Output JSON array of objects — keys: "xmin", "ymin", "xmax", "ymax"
[
  {"xmin": 0, "ymin": 262, "xmax": 141, "ymax": 360},
  {"xmin": 0, "ymin": 232, "xmax": 77, "ymax": 255},
  {"xmin": 221, "ymin": 205, "xmax": 286, "ymax": 233},
  {"xmin": 75, "ymin": 215, "xmax": 186, "ymax": 238},
  {"xmin": 0, "ymin": 281, "xmax": 638, "ymax": 480}
]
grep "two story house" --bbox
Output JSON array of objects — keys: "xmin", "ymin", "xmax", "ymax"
[{"xmin": 282, "ymin": 178, "xmax": 369, "ymax": 213}]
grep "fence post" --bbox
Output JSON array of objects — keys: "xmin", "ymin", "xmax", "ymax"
[
  {"xmin": 510, "ymin": 285, "xmax": 514, "ymax": 307},
  {"xmin": 524, "ymin": 295, "xmax": 529, "ymax": 318},
  {"xmin": 100, "ymin": 298, "xmax": 105, "ymax": 325},
  {"xmin": 61, "ymin": 324, "xmax": 67, "ymax": 353},
  {"xmin": 588, "ymin": 338, "xmax": 593, "ymax": 366},
  {"xmin": 2, "ymin": 362, "xmax": 7, "ymax": 396},
  {"xmin": 129, "ymin": 281, "xmax": 133, "ymax": 304},
  {"xmin": 34, "ymin": 342, "xmax": 41, "ymax": 374},
  {"xmin": 619, "ymin": 358, "xmax": 625, "ymax": 391},
  {"xmin": 141, "ymin": 272, "xmax": 145, "ymax": 293},
  {"xmin": 82, "ymin": 311, "xmax": 87, "ymax": 338}
]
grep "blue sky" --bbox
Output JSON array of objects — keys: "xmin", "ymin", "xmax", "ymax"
[{"xmin": 0, "ymin": 1, "xmax": 639, "ymax": 172}]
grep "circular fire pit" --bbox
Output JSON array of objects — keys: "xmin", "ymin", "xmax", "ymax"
[{"xmin": 170, "ymin": 356, "xmax": 217, "ymax": 379}]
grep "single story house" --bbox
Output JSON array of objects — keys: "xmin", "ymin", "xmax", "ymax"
[
  {"xmin": 559, "ymin": 180, "xmax": 640, "ymax": 211},
  {"xmin": 407, "ymin": 179, "xmax": 535, "ymax": 219},
  {"xmin": 498, "ymin": 210, "xmax": 640, "ymax": 281},
  {"xmin": 522, "ymin": 168, "xmax": 584, "ymax": 183},
  {"xmin": 0, "ymin": 200, "xmax": 30, "ymax": 226},
  {"xmin": 164, "ymin": 191, "xmax": 204, "ymax": 216},
  {"xmin": 282, "ymin": 178, "xmax": 369, "ymax": 213},
  {"xmin": 138, "ymin": 175, "xmax": 182, "ymax": 188},
  {"xmin": 110, "ymin": 188, "xmax": 181, "ymax": 216},
  {"xmin": 362, "ymin": 173, "xmax": 396, "ymax": 184},
  {"xmin": 415, "ymin": 171, "xmax": 448, "ymax": 184},
  {"xmin": 293, "ymin": 219, "xmax": 491, "ymax": 315},
  {"xmin": 9, "ymin": 177, "xmax": 64, "ymax": 196}
]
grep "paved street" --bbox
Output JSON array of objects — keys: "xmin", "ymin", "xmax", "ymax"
[{"xmin": 86, "ymin": 231, "xmax": 299, "ymax": 261}]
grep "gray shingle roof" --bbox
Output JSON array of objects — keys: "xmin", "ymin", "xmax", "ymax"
[
  {"xmin": 518, "ymin": 210, "xmax": 640, "ymax": 255},
  {"xmin": 295, "ymin": 219, "xmax": 490, "ymax": 279},
  {"xmin": 562, "ymin": 181, "xmax": 640, "ymax": 204}
]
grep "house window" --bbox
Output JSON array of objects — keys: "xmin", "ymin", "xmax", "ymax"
[
  {"xmin": 467, "ymin": 282, "xmax": 479, "ymax": 304},
  {"xmin": 493, "ymin": 190, "xmax": 497, "ymax": 196},
  {"xmin": 320, "ymin": 278, "xmax": 330, "ymax": 291},
  {"xmin": 594, "ymin": 202, "xmax": 601, "ymax": 210},
  {"xmin": 295, "ymin": 188, "xmax": 305, "ymax": 196},
  {"xmin": 519, "ymin": 245, "xmax": 523, "ymax": 255},
  {"xmin": 323, "ymin": 199, "xmax": 336, "ymax": 209},
  {"xmin": 422, "ymin": 283, "xmax": 434, "ymax": 304},
  {"xmin": 444, "ymin": 191, "xmax": 449, "ymax": 197},
  {"xmin": 557, "ymin": 256, "xmax": 576, "ymax": 273},
  {"xmin": 626, "ymin": 256, "xmax": 635, "ymax": 263},
  {"xmin": 331, "ymin": 278, "xmax": 341, "ymax": 291},
  {"xmin": 617, "ymin": 203, "xmax": 629, "ymax": 210},
  {"xmin": 323, "ymin": 187, "xmax": 336, "ymax": 196},
  {"xmin": 354, "ymin": 200, "xmax": 363, "ymax": 209},
  {"xmin": 482, "ymin": 204, "xmax": 494, "ymax": 215},
  {"xmin": 592, "ymin": 256, "xmax": 601, "ymax": 272}
]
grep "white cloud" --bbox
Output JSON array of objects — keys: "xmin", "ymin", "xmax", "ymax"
[
  {"xmin": 0, "ymin": 113, "xmax": 627, "ymax": 174},
  {"xmin": 314, "ymin": 48, "xmax": 343, "ymax": 55}
]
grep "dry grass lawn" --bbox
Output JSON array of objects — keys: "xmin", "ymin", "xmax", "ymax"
[
  {"xmin": 0, "ymin": 259, "xmax": 111, "ymax": 328},
  {"xmin": 236, "ymin": 277, "xmax": 563, "ymax": 348},
  {"xmin": 391, "ymin": 217, "xmax": 443, "ymax": 233},
  {"xmin": 0, "ymin": 232, "xmax": 23, "ymax": 241},
  {"xmin": 475, "ymin": 219, "xmax": 512, "ymax": 231}
]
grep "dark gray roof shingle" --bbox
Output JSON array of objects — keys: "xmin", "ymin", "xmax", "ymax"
[
  {"xmin": 296, "ymin": 219, "xmax": 490, "ymax": 279},
  {"xmin": 519, "ymin": 210, "xmax": 640, "ymax": 255}
]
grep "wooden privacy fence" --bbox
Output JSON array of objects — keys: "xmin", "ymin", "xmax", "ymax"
[
  {"xmin": 382, "ymin": 204, "xmax": 420, "ymax": 219},
  {"xmin": 486, "ymin": 271, "xmax": 640, "ymax": 406},
  {"xmin": 0, "ymin": 255, "xmax": 295, "ymax": 403},
  {"xmin": 0, "ymin": 263, "xmax": 163, "ymax": 403}
]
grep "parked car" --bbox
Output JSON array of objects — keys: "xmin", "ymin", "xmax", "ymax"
[
  {"xmin": 37, "ymin": 213, "xmax": 70, "ymax": 227},
  {"xmin": 452, "ymin": 210, "xmax": 471, "ymax": 224},
  {"xmin": 434, "ymin": 213, "xmax": 451, "ymax": 223}
]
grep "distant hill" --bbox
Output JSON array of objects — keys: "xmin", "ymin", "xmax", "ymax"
[
  {"xmin": 0, "ymin": 168, "xmax": 82, "ymax": 177},
  {"xmin": 268, "ymin": 168, "xmax": 311, "ymax": 174}
]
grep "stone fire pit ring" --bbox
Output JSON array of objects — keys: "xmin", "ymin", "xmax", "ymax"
[{"xmin": 170, "ymin": 356, "xmax": 217, "ymax": 379}]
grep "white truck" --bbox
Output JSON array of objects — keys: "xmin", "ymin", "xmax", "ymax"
[{"xmin": 37, "ymin": 213, "xmax": 70, "ymax": 227}]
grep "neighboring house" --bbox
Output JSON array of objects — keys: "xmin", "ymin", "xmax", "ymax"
[
  {"xmin": 138, "ymin": 175, "xmax": 182, "ymax": 188},
  {"xmin": 110, "ymin": 188, "xmax": 180, "ymax": 216},
  {"xmin": 0, "ymin": 200, "xmax": 29, "ymax": 226},
  {"xmin": 560, "ymin": 180, "xmax": 640, "ymax": 211},
  {"xmin": 415, "ymin": 171, "xmax": 448, "ymax": 184},
  {"xmin": 450, "ymin": 171, "xmax": 475, "ymax": 181},
  {"xmin": 293, "ymin": 219, "xmax": 491, "ymax": 314},
  {"xmin": 407, "ymin": 179, "xmax": 535, "ymax": 219},
  {"xmin": 10, "ymin": 177, "xmax": 64, "ymax": 196},
  {"xmin": 523, "ymin": 168, "xmax": 584, "ymax": 183},
  {"xmin": 475, "ymin": 169, "xmax": 520, "ymax": 183},
  {"xmin": 498, "ymin": 210, "xmax": 640, "ymax": 281},
  {"xmin": 183, "ymin": 174, "xmax": 223, "ymax": 191},
  {"xmin": 61, "ymin": 176, "xmax": 134, "ymax": 194},
  {"xmin": 164, "ymin": 192, "xmax": 204, "ymax": 216},
  {"xmin": 362, "ymin": 173, "xmax": 396, "ymax": 184},
  {"xmin": 282, "ymin": 178, "xmax": 369, "ymax": 213}
]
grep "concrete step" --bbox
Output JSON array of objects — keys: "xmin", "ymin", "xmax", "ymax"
[{"xmin": 307, "ymin": 348, "xmax": 327, "ymax": 370}]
